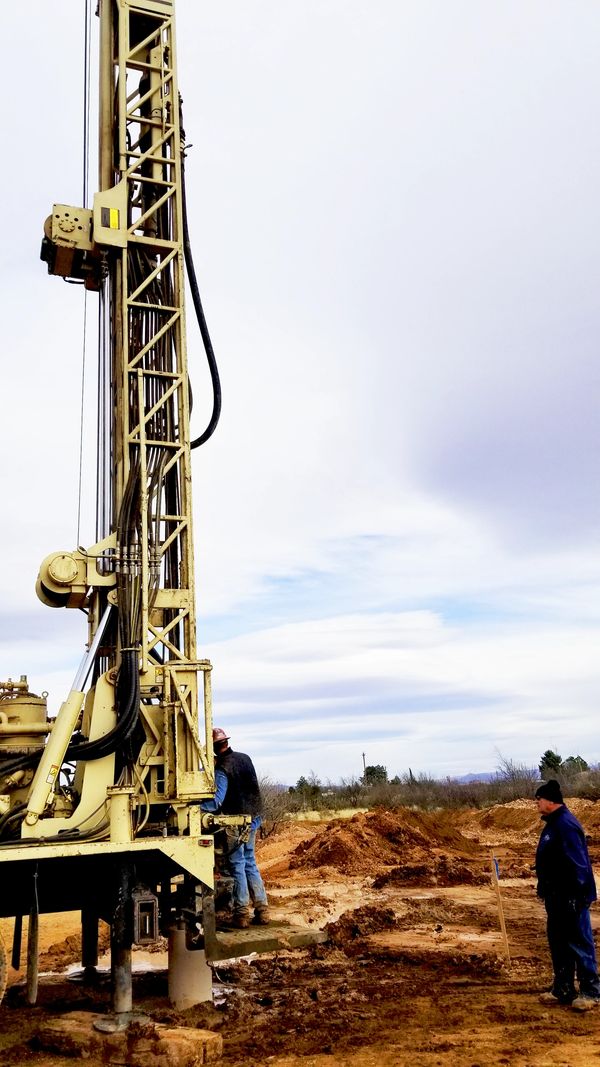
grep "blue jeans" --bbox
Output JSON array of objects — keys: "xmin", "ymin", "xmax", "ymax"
[
  {"xmin": 228, "ymin": 825, "xmax": 268, "ymax": 913},
  {"xmin": 546, "ymin": 899, "xmax": 600, "ymax": 1002}
]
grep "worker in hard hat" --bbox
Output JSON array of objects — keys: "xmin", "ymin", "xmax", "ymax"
[{"xmin": 202, "ymin": 726, "xmax": 270, "ymax": 929}]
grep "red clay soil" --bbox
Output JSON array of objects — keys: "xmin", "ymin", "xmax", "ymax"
[
  {"xmin": 289, "ymin": 808, "xmax": 481, "ymax": 877},
  {"xmin": 326, "ymin": 904, "xmax": 397, "ymax": 947},
  {"xmin": 2, "ymin": 800, "xmax": 600, "ymax": 1067},
  {"xmin": 466, "ymin": 797, "xmax": 600, "ymax": 837},
  {"xmin": 372, "ymin": 852, "xmax": 489, "ymax": 888}
]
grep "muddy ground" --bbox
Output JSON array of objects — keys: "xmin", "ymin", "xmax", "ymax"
[{"xmin": 2, "ymin": 800, "xmax": 600, "ymax": 1066}]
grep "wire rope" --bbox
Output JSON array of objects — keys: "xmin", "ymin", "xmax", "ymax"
[
  {"xmin": 83, "ymin": 0, "xmax": 92, "ymax": 208},
  {"xmin": 76, "ymin": 292, "xmax": 89, "ymax": 548},
  {"xmin": 76, "ymin": 0, "xmax": 94, "ymax": 547}
]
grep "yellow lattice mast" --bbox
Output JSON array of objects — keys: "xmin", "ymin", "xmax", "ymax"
[{"xmin": 0, "ymin": 0, "xmax": 226, "ymax": 1018}]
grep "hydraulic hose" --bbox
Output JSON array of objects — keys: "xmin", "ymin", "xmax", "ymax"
[
  {"xmin": 66, "ymin": 648, "xmax": 140, "ymax": 761},
  {"xmin": 0, "ymin": 803, "xmax": 26, "ymax": 840},
  {"xmin": 0, "ymin": 651, "xmax": 141, "ymax": 784},
  {"xmin": 0, "ymin": 751, "xmax": 43, "ymax": 779},
  {"xmin": 180, "ymin": 113, "xmax": 222, "ymax": 449}
]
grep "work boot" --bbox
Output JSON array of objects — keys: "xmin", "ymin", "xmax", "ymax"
[
  {"xmin": 215, "ymin": 910, "xmax": 234, "ymax": 930},
  {"xmin": 572, "ymin": 996, "xmax": 600, "ymax": 1012},
  {"xmin": 253, "ymin": 906, "xmax": 271, "ymax": 926},
  {"xmin": 233, "ymin": 909, "xmax": 251, "ymax": 930},
  {"xmin": 538, "ymin": 992, "xmax": 561, "ymax": 1006}
]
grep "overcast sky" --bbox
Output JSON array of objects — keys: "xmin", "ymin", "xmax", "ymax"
[{"xmin": 1, "ymin": 2, "xmax": 599, "ymax": 785}]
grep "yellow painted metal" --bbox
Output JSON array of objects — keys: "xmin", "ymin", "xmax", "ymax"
[
  {"xmin": 0, "ymin": 683, "xmax": 48, "ymax": 750},
  {"xmin": 29, "ymin": 0, "xmax": 214, "ymax": 832},
  {"xmin": 111, "ymin": 0, "xmax": 199, "ymax": 670},
  {"xmin": 108, "ymin": 787, "xmax": 135, "ymax": 844},
  {"xmin": 22, "ymin": 689, "xmax": 85, "ymax": 828},
  {"xmin": 36, "ymin": 536, "xmax": 116, "ymax": 609},
  {"xmin": 128, "ymin": 0, "xmax": 174, "ymax": 15},
  {"xmin": 0, "ymin": 3, "xmax": 226, "ymax": 990},
  {"xmin": 21, "ymin": 674, "xmax": 117, "ymax": 840},
  {"xmin": 93, "ymin": 181, "xmax": 129, "ymax": 247},
  {"xmin": 0, "ymin": 837, "xmax": 215, "ymax": 890},
  {"xmin": 45, "ymin": 205, "xmax": 93, "ymax": 249},
  {"xmin": 0, "ymin": 724, "xmax": 49, "ymax": 736}
]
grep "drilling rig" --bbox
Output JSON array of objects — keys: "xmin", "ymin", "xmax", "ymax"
[{"xmin": 0, "ymin": 0, "xmax": 240, "ymax": 1020}]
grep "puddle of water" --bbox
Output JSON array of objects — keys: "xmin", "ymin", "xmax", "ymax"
[{"xmin": 64, "ymin": 948, "xmax": 169, "ymax": 977}]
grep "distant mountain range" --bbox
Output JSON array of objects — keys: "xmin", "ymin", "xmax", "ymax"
[{"xmin": 452, "ymin": 772, "xmax": 495, "ymax": 783}]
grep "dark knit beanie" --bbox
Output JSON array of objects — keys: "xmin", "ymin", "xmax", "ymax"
[{"xmin": 535, "ymin": 779, "xmax": 563, "ymax": 804}]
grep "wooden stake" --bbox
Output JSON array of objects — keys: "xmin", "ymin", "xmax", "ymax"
[{"xmin": 490, "ymin": 850, "xmax": 511, "ymax": 965}]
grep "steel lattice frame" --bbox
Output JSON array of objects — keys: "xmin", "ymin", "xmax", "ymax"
[
  {"xmin": 101, "ymin": 0, "xmax": 213, "ymax": 802},
  {"xmin": 109, "ymin": 0, "xmax": 196, "ymax": 671}
]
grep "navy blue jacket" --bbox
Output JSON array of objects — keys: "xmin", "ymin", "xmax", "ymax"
[
  {"xmin": 218, "ymin": 749, "xmax": 263, "ymax": 818},
  {"xmin": 536, "ymin": 805, "xmax": 596, "ymax": 907}
]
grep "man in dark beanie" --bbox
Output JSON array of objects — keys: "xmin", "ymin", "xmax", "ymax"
[{"xmin": 535, "ymin": 779, "xmax": 600, "ymax": 1011}]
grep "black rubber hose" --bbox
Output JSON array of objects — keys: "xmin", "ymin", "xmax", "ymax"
[
  {"xmin": 67, "ymin": 648, "xmax": 140, "ymax": 761},
  {"xmin": 181, "ymin": 148, "xmax": 222, "ymax": 449},
  {"xmin": 0, "ymin": 802, "xmax": 26, "ymax": 840},
  {"xmin": 0, "ymin": 652, "xmax": 141, "ymax": 784},
  {"xmin": 0, "ymin": 752, "xmax": 40, "ymax": 779}
]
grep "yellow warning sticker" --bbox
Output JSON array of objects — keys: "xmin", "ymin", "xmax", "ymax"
[{"xmin": 46, "ymin": 764, "xmax": 59, "ymax": 785}]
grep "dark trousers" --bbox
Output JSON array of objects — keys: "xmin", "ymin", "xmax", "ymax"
[{"xmin": 546, "ymin": 899, "xmax": 600, "ymax": 1002}]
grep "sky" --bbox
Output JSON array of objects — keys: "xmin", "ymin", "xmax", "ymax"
[{"xmin": 1, "ymin": 2, "xmax": 599, "ymax": 785}]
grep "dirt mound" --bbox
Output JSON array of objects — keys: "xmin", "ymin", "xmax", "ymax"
[
  {"xmin": 373, "ymin": 852, "xmax": 488, "ymax": 889},
  {"xmin": 326, "ymin": 904, "xmax": 397, "ymax": 947},
  {"xmin": 290, "ymin": 824, "xmax": 386, "ymax": 875},
  {"xmin": 41, "ymin": 921, "xmax": 111, "ymax": 972},
  {"xmin": 399, "ymin": 809, "xmax": 482, "ymax": 854},
  {"xmin": 463, "ymin": 798, "xmax": 600, "ymax": 841},
  {"xmin": 473, "ymin": 799, "xmax": 540, "ymax": 833},
  {"xmin": 257, "ymin": 824, "xmax": 319, "ymax": 878},
  {"xmin": 289, "ymin": 808, "xmax": 479, "ymax": 876},
  {"xmin": 395, "ymin": 896, "xmax": 497, "ymax": 931},
  {"xmin": 566, "ymin": 799, "xmax": 600, "ymax": 835},
  {"xmin": 494, "ymin": 859, "xmax": 533, "ymax": 879}
]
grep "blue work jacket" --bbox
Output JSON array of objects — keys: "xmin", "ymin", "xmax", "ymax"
[{"xmin": 536, "ymin": 804, "xmax": 597, "ymax": 908}]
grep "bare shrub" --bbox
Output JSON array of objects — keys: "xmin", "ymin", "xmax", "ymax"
[
  {"xmin": 256, "ymin": 751, "xmax": 600, "ymax": 822},
  {"xmin": 490, "ymin": 754, "xmax": 538, "ymax": 802},
  {"xmin": 337, "ymin": 776, "xmax": 368, "ymax": 808},
  {"xmin": 258, "ymin": 776, "xmax": 292, "ymax": 837},
  {"xmin": 570, "ymin": 769, "xmax": 600, "ymax": 800}
]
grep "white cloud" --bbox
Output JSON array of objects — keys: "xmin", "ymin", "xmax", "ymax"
[
  {"xmin": 204, "ymin": 608, "xmax": 600, "ymax": 782},
  {"xmin": 0, "ymin": 2, "xmax": 599, "ymax": 783}
]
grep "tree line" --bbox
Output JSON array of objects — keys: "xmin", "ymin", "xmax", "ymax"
[{"xmin": 256, "ymin": 751, "xmax": 600, "ymax": 830}]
